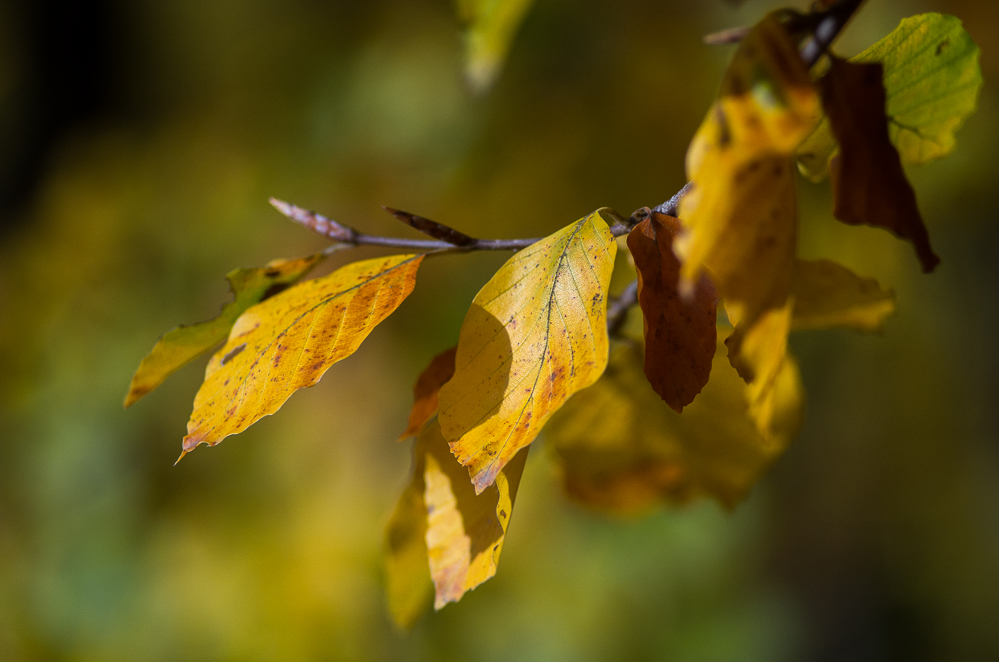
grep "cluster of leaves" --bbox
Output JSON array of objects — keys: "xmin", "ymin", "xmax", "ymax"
[{"xmin": 125, "ymin": 5, "xmax": 980, "ymax": 629}]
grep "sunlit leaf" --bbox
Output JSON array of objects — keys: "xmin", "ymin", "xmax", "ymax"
[
  {"xmin": 823, "ymin": 57, "xmax": 940, "ymax": 272},
  {"xmin": 548, "ymin": 337, "xmax": 802, "ymax": 513},
  {"xmin": 384, "ymin": 439, "xmax": 433, "ymax": 629},
  {"xmin": 400, "ymin": 347, "xmax": 457, "ymax": 440},
  {"xmin": 791, "ymin": 259, "xmax": 895, "ymax": 332},
  {"xmin": 124, "ymin": 255, "xmax": 324, "ymax": 407},
  {"xmin": 456, "ymin": 0, "xmax": 536, "ymax": 92},
  {"xmin": 677, "ymin": 13, "xmax": 817, "ymax": 332},
  {"xmin": 422, "ymin": 416, "xmax": 528, "ymax": 608},
  {"xmin": 439, "ymin": 209, "xmax": 617, "ymax": 493},
  {"xmin": 797, "ymin": 13, "xmax": 982, "ymax": 181},
  {"xmin": 627, "ymin": 212, "xmax": 717, "ymax": 412},
  {"xmin": 183, "ymin": 254, "xmax": 423, "ymax": 453}
]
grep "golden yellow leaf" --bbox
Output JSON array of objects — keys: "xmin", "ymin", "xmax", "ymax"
[
  {"xmin": 384, "ymin": 438, "xmax": 433, "ymax": 629},
  {"xmin": 677, "ymin": 13, "xmax": 818, "ymax": 330},
  {"xmin": 399, "ymin": 347, "xmax": 457, "ymax": 441},
  {"xmin": 548, "ymin": 337, "xmax": 802, "ymax": 513},
  {"xmin": 124, "ymin": 254, "xmax": 324, "ymax": 407},
  {"xmin": 438, "ymin": 209, "xmax": 617, "ymax": 493},
  {"xmin": 183, "ymin": 254, "xmax": 424, "ymax": 453},
  {"xmin": 457, "ymin": 0, "xmax": 537, "ymax": 92},
  {"xmin": 422, "ymin": 416, "xmax": 528, "ymax": 608},
  {"xmin": 791, "ymin": 259, "xmax": 895, "ymax": 332}
]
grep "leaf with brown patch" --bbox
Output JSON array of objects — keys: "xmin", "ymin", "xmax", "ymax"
[
  {"xmin": 124, "ymin": 254, "xmax": 324, "ymax": 408},
  {"xmin": 438, "ymin": 209, "xmax": 617, "ymax": 493},
  {"xmin": 627, "ymin": 211, "xmax": 717, "ymax": 412},
  {"xmin": 822, "ymin": 57, "xmax": 940, "ymax": 272},
  {"xmin": 400, "ymin": 347, "xmax": 457, "ymax": 440},
  {"xmin": 182, "ymin": 254, "xmax": 423, "ymax": 455}
]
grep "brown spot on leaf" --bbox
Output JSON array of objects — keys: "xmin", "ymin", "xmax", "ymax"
[{"xmin": 221, "ymin": 343, "xmax": 247, "ymax": 366}]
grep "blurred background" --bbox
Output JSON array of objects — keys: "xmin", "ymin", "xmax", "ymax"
[{"xmin": 0, "ymin": 0, "xmax": 996, "ymax": 659}]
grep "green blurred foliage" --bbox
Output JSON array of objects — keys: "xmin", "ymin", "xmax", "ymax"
[{"xmin": 0, "ymin": 0, "xmax": 997, "ymax": 660}]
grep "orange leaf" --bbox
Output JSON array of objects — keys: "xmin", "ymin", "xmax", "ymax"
[
  {"xmin": 399, "ymin": 347, "xmax": 457, "ymax": 440},
  {"xmin": 182, "ymin": 254, "xmax": 423, "ymax": 454},
  {"xmin": 822, "ymin": 57, "xmax": 940, "ymax": 273},
  {"xmin": 627, "ymin": 212, "xmax": 717, "ymax": 412}
]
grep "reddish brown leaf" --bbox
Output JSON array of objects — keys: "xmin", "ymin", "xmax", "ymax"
[
  {"xmin": 399, "ymin": 347, "xmax": 457, "ymax": 440},
  {"xmin": 627, "ymin": 212, "xmax": 717, "ymax": 412},
  {"xmin": 823, "ymin": 57, "xmax": 940, "ymax": 273}
]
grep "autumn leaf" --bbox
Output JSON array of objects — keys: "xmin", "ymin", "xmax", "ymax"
[
  {"xmin": 456, "ymin": 0, "xmax": 536, "ymax": 92},
  {"xmin": 627, "ymin": 212, "xmax": 717, "ymax": 412},
  {"xmin": 422, "ymin": 416, "xmax": 528, "ymax": 608},
  {"xmin": 183, "ymin": 254, "xmax": 423, "ymax": 453},
  {"xmin": 822, "ymin": 57, "xmax": 940, "ymax": 272},
  {"xmin": 791, "ymin": 259, "xmax": 895, "ymax": 332},
  {"xmin": 547, "ymin": 337, "xmax": 802, "ymax": 514},
  {"xmin": 798, "ymin": 13, "xmax": 982, "ymax": 181},
  {"xmin": 400, "ymin": 347, "xmax": 457, "ymax": 440},
  {"xmin": 439, "ymin": 209, "xmax": 617, "ymax": 493},
  {"xmin": 124, "ymin": 254, "xmax": 324, "ymax": 407},
  {"xmin": 676, "ymin": 13, "xmax": 817, "ymax": 331},
  {"xmin": 384, "ymin": 440, "xmax": 433, "ymax": 629}
]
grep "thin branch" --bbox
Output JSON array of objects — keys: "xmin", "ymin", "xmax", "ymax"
[{"xmin": 607, "ymin": 280, "xmax": 639, "ymax": 335}]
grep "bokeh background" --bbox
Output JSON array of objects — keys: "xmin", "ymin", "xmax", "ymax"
[{"xmin": 1, "ymin": 0, "xmax": 997, "ymax": 659}]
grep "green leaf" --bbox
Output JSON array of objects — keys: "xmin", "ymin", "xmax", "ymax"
[
  {"xmin": 797, "ymin": 13, "xmax": 982, "ymax": 181},
  {"xmin": 456, "ymin": 0, "xmax": 536, "ymax": 92},
  {"xmin": 124, "ymin": 255, "xmax": 324, "ymax": 407}
]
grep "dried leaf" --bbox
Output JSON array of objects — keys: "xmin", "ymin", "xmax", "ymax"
[
  {"xmin": 183, "ymin": 254, "xmax": 423, "ymax": 453},
  {"xmin": 400, "ymin": 347, "xmax": 457, "ymax": 440},
  {"xmin": 798, "ymin": 14, "xmax": 982, "ymax": 181},
  {"xmin": 439, "ymin": 209, "xmax": 617, "ymax": 493},
  {"xmin": 823, "ymin": 57, "xmax": 940, "ymax": 272},
  {"xmin": 124, "ymin": 255, "xmax": 324, "ymax": 407},
  {"xmin": 627, "ymin": 212, "xmax": 717, "ymax": 412},
  {"xmin": 548, "ymin": 338, "xmax": 802, "ymax": 513},
  {"xmin": 457, "ymin": 0, "xmax": 537, "ymax": 92},
  {"xmin": 384, "ymin": 439, "xmax": 433, "ymax": 629},
  {"xmin": 422, "ymin": 416, "xmax": 527, "ymax": 608},
  {"xmin": 791, "ymin": 259, "xmax": 895, "ymax": 332},
  {"xmin": 677, "ymin": 13, "xmax": 817, "ymax": 331}
]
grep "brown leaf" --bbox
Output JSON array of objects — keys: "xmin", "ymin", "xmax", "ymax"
[
  {"xmin": 399, "ymin": 347, "xmax": 457, "ymax": 440},
  {"xmin": 822, "ymin": 57, "xmax": 940, "ymax": 273},
  {"xmin": 627, "ymin": 212, "xmax": 717, "ymax": 412}
]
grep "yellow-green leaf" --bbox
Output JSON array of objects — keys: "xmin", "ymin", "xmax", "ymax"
[
  {"xmin": 124, "ymin": 255, "xmax": 324, "ymax": 407},
  {"xmin": 384, "ymin": 436, "xmax": 433, "ymax": 629},
  {"xmin": 791, "ymin": 259, "xmax": 895, "ymax": 332},
  {"xmin": 677, "ymin": 13, "xmax": 817, "ymax": 331},
  {"xmin": 438, "ymin": 210, "xmax": 617, "ymax": 493},
  {"xmin": 797, "ymin": 13, "xmax": 982, "ymax": 181},
  {"xmin": 456, "ymin": 0, "xmax": 536, "ymax": 92},
  {"xmin": 548, "ymin": 337, "xmax": 802, "ymax": 513},
  {"xmin": 422, "ymin": 416, "xmax": 528, "ymax": 608},
  {"xmin": 182, "ymin": 254, "xmax": 423, "ymax": 454}
]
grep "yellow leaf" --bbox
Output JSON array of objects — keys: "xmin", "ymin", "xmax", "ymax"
[
  {"xmin": 677, "ymin": 13, "xmax": 818, "ymax": 330},
  {"xmin": 124, "ymin": 255, "xmax": 324, "ymax": 407},
  {"xmin": 422, "ymin": 416, "xmax": 528, "ymax": 608},
  {"xmin": 384, "ymin": 438, "xmax": 433, "ymax": 629},
  {"xmin": 548, "ymin": 337, "xmax": 802, "ymax": 513},
  {"xmin": 183, "ymin": 254, "xmax": 423, "ymax": 453},
  {"xmin": 457, "ymin": 0, "xmax": 536, "ymax": 92},
  {"xmin": 438, "ymin": 209, "xmax": 617, "ymax": 493},
  {"xmin": 791, "ymin": 259, "xmax": 895, "ymax": 332},
  {"xmin": 399, "ymin": 347, "xmax": 457, "ymax": 441}
]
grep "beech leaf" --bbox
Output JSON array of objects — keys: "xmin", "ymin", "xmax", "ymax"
[
  {"xmin": 791, "ymin": 259, "xmax": 895, "ymax": 332},
  {"xmin": 439, "ymin": 209, "xmax": 617, "ymax": 493},
  {"xmin": 627, "ymin": 212, "xmax": 717, "ymax": 412},
  {"xmin": 422, "ymin": 417, "xmax": 528, "ymax": 609},
  {"xmin": 677, "ymin": 13, "xmax": 816, "ymax": 332},
  {"xmin": 823, "ymin": 57, "xmax": 940, "ymax": 272},
  {"xmin": 797, "ymin": 13, "xmax": 982, "ymax": 181},
  {"xmin": 182, "ymin": 254, "xmax": 423, "ymax": 454},
  {"xmin": 400, "ymin": 347, "xmax": 458, "ymax": 440},
  {"xmin": 124, "ymin": 255, "xmax": 324, "ymax": 407},
  {"xmin": 548, "ymin": 338, "xmax": 802, "ymax": 513},
  {"xmin": 457, "ymin": 0, "xmax": 536, "ymax": 92}
]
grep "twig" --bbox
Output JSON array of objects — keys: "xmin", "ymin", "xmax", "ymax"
[{"xmin": 607, "ymin": 280, "xmax": 639, "ymax": 335}]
